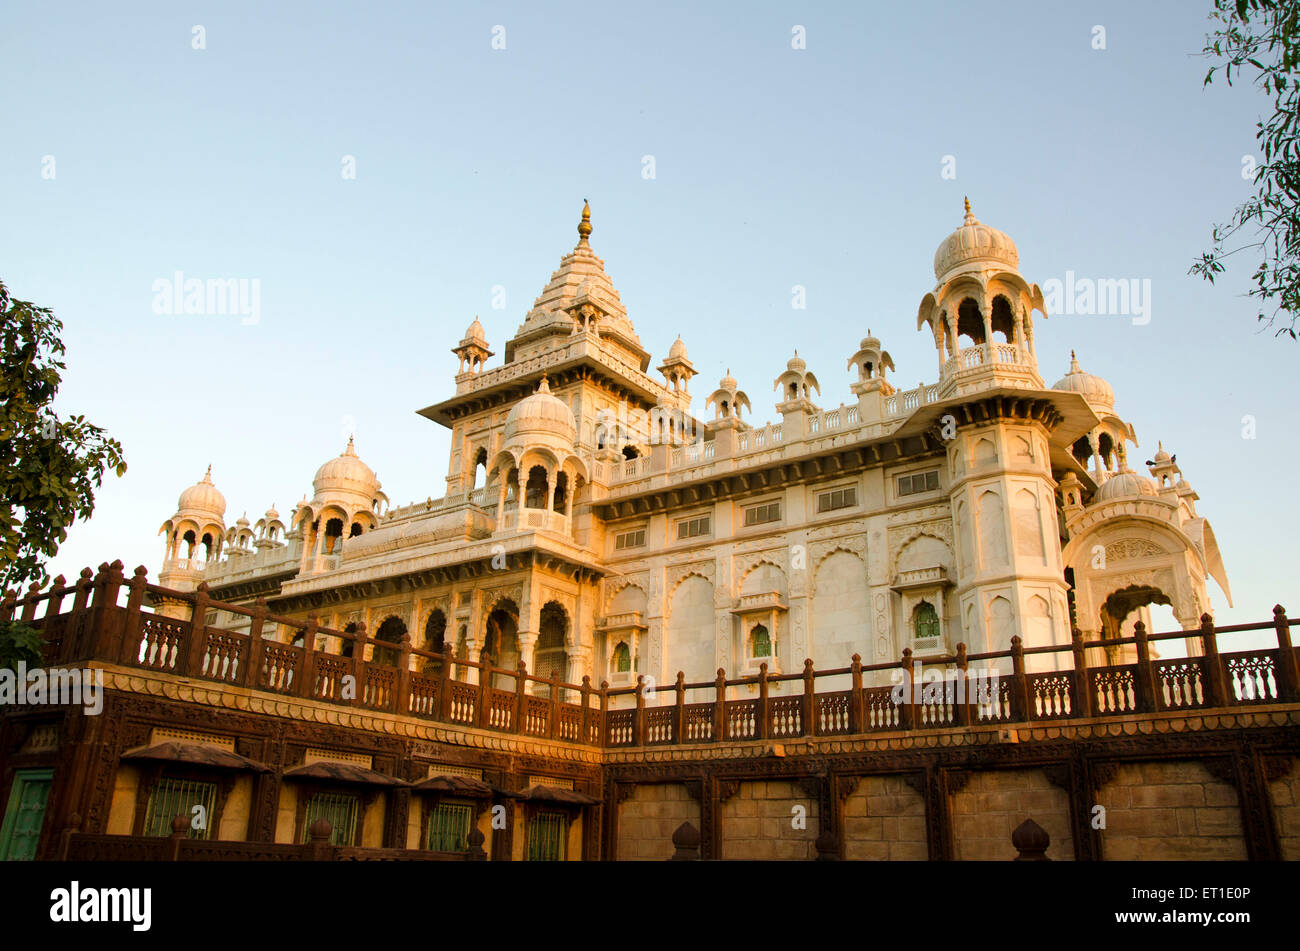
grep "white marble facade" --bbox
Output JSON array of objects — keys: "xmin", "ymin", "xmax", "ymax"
[{"xmin": 155, "ymin": 200, "xmax": 1232, "ymax": 693}]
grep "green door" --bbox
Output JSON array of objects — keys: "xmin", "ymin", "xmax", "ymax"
[{"xmin": 0, "ymin": 770, "xmax": 54, "ymax": 861}]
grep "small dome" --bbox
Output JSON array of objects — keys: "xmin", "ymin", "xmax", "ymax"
[
  {"xmin": 668, "ymin": 335, "xmax": 689, "ymax": 359},
  {"xmin": 1152, "ymin": 441, "xmax": 1172, "ymax": 465},
  {"xmin": 786, "ymin": 351, "xmax": 806, "ymax": 374},
  {"xmin": 313, "ymin": 437, "xmax": 380, "ymax": 501},
  {"xmin": 719, "ymin": 369, "xmax": 738, "ymax": 391},
  {"xmin": 177, "ymin": 466, "xmax": 226, "ymax": 520},
  {"xmin": 235, "ymin": 512, "xmax": 250, "ymax": 528},
  {"xmin": 1095, "ymin": 468, "xmax": 1159, "ymax": 503},
  {"xmin": 933, "ymin": 198, "xmax": 1019, "ymax": 281},
  {"xmin": 463, "ymin": 316, "xmax": 486, "ymax": 342},
  {"xmin": 503, "ymin": 377, "xmax": 576, "ymax": 449},
  {"xmin": 859, "ymin": 330, "xmax": 881, "ymax": 352},
  {"xmin": 1053, "ymin": 352, "xmax": 1115, "ymax": 409},
  {"xmin": 265, "ymin": 504, "xmax": 279, "ymax": 520}
]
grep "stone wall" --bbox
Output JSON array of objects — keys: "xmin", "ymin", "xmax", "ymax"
[
  {"xmin": 617, "ymin": 783, "xmax": 699, "ymax": 861},
  {"xmin": 1266, "ymin": 757, "xmax": 1300, "ymax": 861},
  {"xmin": 720, "ymin": 780, "xmax": 819, "ymax": 860},
  {"xmin": 842, "ymin": 774, "xmax": 928, "ymax": 860},
  {"xmin": 1096, "ymin": 760, "xmax": 1246, "ymax": 860},
  {"xmin": 952, "ymin": 767, "xmax": 1074, "ymax": 860}
]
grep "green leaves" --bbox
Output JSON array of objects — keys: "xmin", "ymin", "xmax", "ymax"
[
  {"xmin": 0, "ymin": 279, "xmax": 127, "ymax": 590},
  {"xmin": 1192, "ymin": 1, "xmax": 1300, "ymax": 338},
  {"xmin": 0, "ymin": 620, "xmax": 45, "ymax": 673}
]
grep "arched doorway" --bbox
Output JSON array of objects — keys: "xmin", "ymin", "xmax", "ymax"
[
  {"xmin": 1100, "ymin": 585, "xmax": 1174, "ymax": 664},
  {"xmin": 422, "ymin": 610, "xmax": 447, "ymax": 675},
  {"xmin": 482, "ymin": 600, "xmax": 519, "ymax": 689},
  {"xmin": 534, "ymin": 602, "xmax": 569, "ymax": 696},
  {"xmin": 373, "ymin": 616, "xmax": 407, "ymax": 667}
]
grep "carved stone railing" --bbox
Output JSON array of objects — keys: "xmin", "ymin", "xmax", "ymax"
[{"xmin": 6, "ymin": 563, "xmax": 1300, "ymax": 754}]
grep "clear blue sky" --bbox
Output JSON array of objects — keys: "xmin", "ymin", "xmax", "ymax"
[{"xmin": 2, "ymin": 0, "xmax": 1294, "ymax": 641}]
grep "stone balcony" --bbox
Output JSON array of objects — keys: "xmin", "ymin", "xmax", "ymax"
[{"xmin": 938, "ymin": 343, "xmax": 1044, "ymax": 398}]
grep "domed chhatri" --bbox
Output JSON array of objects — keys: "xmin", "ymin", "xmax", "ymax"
[
  {"xmin": 1053, "ymin": 351, "xmax": 1115, "ymax": 410},
  {"xmin": 786, "ymin": 350, "xmax": 807, "ymax": 374},
  {"xmin": 177, "ymin": 465, "xmax": 226, "ymax": 520},
  {"xmin": 932, "ymin": 196, "xmax": 1020, "ymax": 281},
  {"xmin": 313, "ymin": 436, "xmax": 381, "ymax": 501},
  {"xmin": 668, "ymin": 335, "xmax": 689, "ymax": 360},
  {"xmin": 463, "ymin": 316, "xmax": 486, "ymax": 342},
  {"xmin": 1095, "ymin": 466, "xmax": 1160, "ymax": 503},
  {"xmin": 504, "ymin": 376, "xmax": 577, "ymax": 449}
]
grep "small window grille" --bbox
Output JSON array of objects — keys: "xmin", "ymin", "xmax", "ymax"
[
  {"xmin": 428, "ymin": 803, "xmax": 473, "ymax": 852},
  {"xmin": 527, "ymin": 811, "xmax": 568, "ymax": 861},
  {"xmin": 144, "ymin": 778, "xmax": 217, "ymax": 839},
  {"xmin": 302, "ymin": 791, "xmax": 359, "ymax": 846}
]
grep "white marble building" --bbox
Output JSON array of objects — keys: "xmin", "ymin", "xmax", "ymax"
[{"xmin": 154, "ymin": 200, "xmax": 1232, "ymax": 695}]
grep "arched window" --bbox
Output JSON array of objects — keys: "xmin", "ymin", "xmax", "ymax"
[
  {"xmin": 324, "ymin": 518, "xmax": 344, "ymax": 554},
  {"xmin": 534, "ymin": 603, "xmax": 568, "ymax": 694},
  {"xmin": 750, "ymin": 624, "xmax": 772, "ymax": 658},
  {"xmin": 552, "ymin": 472, "xmax": 567, "ymax": 513},
  {"xmin": 913, "ymin": 601, "xmax": 941, "ymax": 640},
  {"xmin": 524, "ymin": 466, "xmax": 548, "ymax": 509},
  {"xmin": 373, "ymin": 616, "xmax": 407, "ymax": 666},
  {"xmin": 341, "ymin": 622, "xmax": 357, "ymax": 658},
  {"xmin": 349, "ymin": 522, "xmax": 363, "ymax": 538},
  {"xmin": 424, "ymin": 610, "xmax": 447, "ymax": 653},
  {"xmin": 622, "ymin": 445, "xmax": 638, "ymax": 460},
  {"xmin": 612, "ymin": 642, "xmax": 631, "ymax": 673}
]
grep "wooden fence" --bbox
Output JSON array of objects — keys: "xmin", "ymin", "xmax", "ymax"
[{"xmin": 5, "ymin": 560, "xmax": 1299, "ymax": 750}]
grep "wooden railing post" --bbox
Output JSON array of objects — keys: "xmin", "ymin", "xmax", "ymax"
[
  {"xmin": 299, "ymin": 614, "xmax": 319, "ymax": 701},
  {"xmin": 898, "ymin": 649, "xmax": 915, "ymax": 730},
  {"xmin": 1133, "ymin": 621, "xmax": 1160, "ymax": 713},
  {"xmin": 45, "ymin": 574, "xmax": 69, "ymax": 618},
  {"xmin": 548, "ymin": 670, "xmax": 560, "ymax": 740},
  {"xmin": 351, "ymin": 622, "xmax": 369, "ymax": 708},
  {"xmin": 673, "ymin": 671, "xmax": 686, "ymax": 743},
  {"xmin": 634, "ymin": 675, "xmax": 647, "ymax": 746},
  {"xmin": 954, "ymin": 644, "xmax": 971, "ymax": 727},
  {"xmin": 1009, "ymin": 637, "xmax": 1029, "ymax": 723},
  {"xmin": 849, "ymin": 653, "xmax": 863, "ymax": 734},
  {"xmin": 87, "ymin": 561, "xmax": 122, "ymax": 657},
  {"xmin": 439, "ymin": 649, "xmax": 455, "ymax": 720},
  {"xmin": 184, "ymin": 583, "xmax": 211, "ymax": 675},
  {"xmin": 514, "ymin": 661, "xmax": 528, "ymax": 734},
  {"xmin": 477, "ymin": 658, "xmax": 491, "ymax": 729},
  {"xmin": 599, "ymin": 681, "xmax": 610, "ymax": 747},
  {"xmin": 119, "ymin": 566, "xmax": 148, "ymax": 668},
  {"xmin": 20, "ymin": 582, "xmax": 41, "ymax": 623},
  {"xmin": 1273, "ymin": 605, "xmax": 1300, "ymax": 701},
  {"xmin": 756, "ymin": 662, "xmax": 770, "ymax": 741},
  {"xmin": 801, "ymin": 659, "xmax": 816, "ymax": 736},
  {"xmin": 713, "ymin": 668, "xmax": 726, "ymax": 741},
  {"xmin": 581, "ymin": 675, "xmax": 594, "ymax": 744},
  {"xmin": 65, "ymin": 569, "xmax": 93, "ymax": 658},
  {"xmin": 1200, "ymin": 614, "xmax": 1227, "ymax": 707},
  {"xmin": 245, "ymin": 598, "xmax": 268, "ymax": 689},
  {"xmin": 393, "ymin": 631, "xmax": 410, "ymax": 713},
  {"xmin": 0, "ymin": 589, "xmax": 16, "ymax": 623},
  {"xmin": 1070, "ymin": 627, "xmax": 1093, "ymax": 719}
]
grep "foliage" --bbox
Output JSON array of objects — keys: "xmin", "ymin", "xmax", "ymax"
[
  {"xmin": 0, "ymin": 620, "xmax": 45, "ymax": 673},
  {"xmin": 0, "ymin": 280, "xmax": 127, "ymax": 590},
  {"xmin": 1191, "ymin": 0, "xmax": 1300, "ymax": 337}
]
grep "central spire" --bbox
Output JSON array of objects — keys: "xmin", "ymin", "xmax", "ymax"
[{"xmin": 577, "ymin": 198, "xmax": 592, "ymax": 245}]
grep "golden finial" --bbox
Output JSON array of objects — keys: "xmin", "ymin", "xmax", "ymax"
[
  {"xmin": 577, "ymin": 199, "xmax": 592, "ymax": 242},
  {"xmin": 964, "ymin": 196, "xmax": 970, "ymax": 215}
]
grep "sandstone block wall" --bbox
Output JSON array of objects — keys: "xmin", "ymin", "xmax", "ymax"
[
  {"xmin": 1266, "ymin": 757, "xmax": 1300, "ymax": 861},
  {"xmin": 1097, "ymin": 760, "xmax": 1246, "ymax": 860},
  {"xmin": 617, "ymin": 783, "xmax": 700, "ymax": 861},
  {"xmin": 842, "ymin": 775, "xmax": 928, "ymax": 860},
  {"xmin": 952, "ymin": 767, "xmax": 1074, "ymax": 860},
  {"xmin": 720, "ymin": 780, "xmax": 819, "ymax": 860}
]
